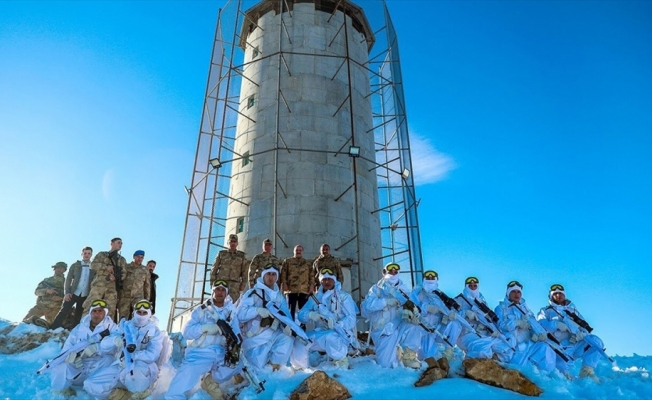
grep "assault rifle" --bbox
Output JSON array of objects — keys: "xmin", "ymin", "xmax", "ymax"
[
  {"xmin": 457, "ymin": 296, "xmax": 515, "ymax": 351},
  {"xmin": 309, "ymin": 294, "xmax": 362, "ymax": 355},
  {"xmin": 106, "ymin": 251, "xmax": 123, "ymax": 292},
  {"xmin": 510, "ymin": 303, "xmax": 572, "ymax": 363},
  {"xmin": 434, "ymin": 291, "xmax": 479, "ymax": 337},
  {"xmin": 547, "ymin": 306, "xmax": 614, "ymax": 364},
  {"xmin": 216, "ymin": 319, "xmax": 265, "ymax": 393},
  {"xmin": 41, "ymin": 281, "xmax": 65, "ymax": 297},
  {"xmin": 254, "ymin": 291, "xmax": 311, "ymax": 345},
  {"xmin": 37, "ymin": 328, "xmax": 110, "ymax": 374},
  {"xmin": 119, "ymin": 320, "xmax": 148, "ymax": 377}
]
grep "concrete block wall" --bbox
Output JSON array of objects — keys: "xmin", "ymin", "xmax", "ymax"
[{"xmin": 226, "ymin": 0, "xmax": 382, "ymax": 296}]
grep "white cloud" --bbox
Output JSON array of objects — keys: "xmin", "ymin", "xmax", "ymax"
[{"xmin": 408, "ymin": 132, "xmax": 456, "ymax": 186}]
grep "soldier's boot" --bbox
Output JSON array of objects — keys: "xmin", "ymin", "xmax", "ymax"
[
  {"xmin": 443, "ymin": 347, "xmax": 455, "ymax": 361},
  {"xmin": 333, "ymin": 356, "xmax": 349, "ymax": 369},
  {"xmin": 200, "ymin": 374, "xmax": 223, "ymax": 399},
  {"xmin": 401, "ymin": 348, "xmax": 421, "ymax": 369},
  {"xmin": 53, "ymin": 387, "xmax": 76, "ymax": 397},
  {"xmin": 232, "ymin": 373, "xmax": 246, "ymax": 385},
  {"xmin": 579, "ymin": 366, "xmax": 599, "ymax": 383},
  {"xmin": 107, "ymin": 387, "xmax": 131, "ymax": 400}
]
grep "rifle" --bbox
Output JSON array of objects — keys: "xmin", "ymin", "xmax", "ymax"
[
  {"xmin": 309, "ymin": 294, "xmax": 362, "ymax": 355},
  {"xmin": 41, "ymin": 281, "xmax": 65, "ymax": 297},
  {"xmin": 106, "ymin": 251, "xmax": 123, "ymax": 292},
  {"xmin": 510, "ymin": 303, "xmax": 573, "ymax": 363},
  {"xmin": 547, "ymin": 306, "xmax": 614, "ymax": 364},
  {"xmin": 37, "ymin": 328, "xmax": 110, "ymax": 374},
  {"xmin": 434, "ymin": 291, "xmax": 479, "ymax": 336},
  {"xmin": 215, "ymin": 319, "xmax": 266, "ymax": 393},
  {"xmin": 119, "ymin": 320, "xmax": 148, "ymax": 376},
  {"xmin": 254, "ymin": 291, "xmax": 311, "ymax": 345},
  {"xmin": 456, "ymin": 296, "xmax": 515, "ymax": 351}
]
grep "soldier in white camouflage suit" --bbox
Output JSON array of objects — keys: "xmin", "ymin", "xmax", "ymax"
[
  {"xmin": 116, "ymin": 250, "xmax": 151, "ymax": 321},
  {"xmin": 82, "ymin": 237, "xmax": 127, "ymax": 319},
  {"xmin": 312, "ymin": 244, "xmax": 343, "ymax": 288},
  {"xmin": 280, "ymin": 244, "xmax": 314, "ymax": 319},
  {"xmin": 211, "ymin": 234, "xmax": 248, "ymax": 302},
  {"xmin": 247, "ymin": 238, "xmax": 278, "ymax": 289},
  {"xmin": 23, "ymin": 262, "xmax": 67, "ymax": 326}
]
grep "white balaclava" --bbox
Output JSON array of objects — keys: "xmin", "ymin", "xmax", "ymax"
[{"xmin": 132, "ymin": 300, "xmax": 152, "ymax": 327}]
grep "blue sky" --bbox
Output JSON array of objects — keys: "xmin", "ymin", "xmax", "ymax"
[{"xmin": 1, "ymin": 1, "xmax": 650, "ymax": 356}]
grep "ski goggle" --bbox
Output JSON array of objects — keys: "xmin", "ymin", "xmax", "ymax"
[
  {"xmin": 385, "ymin": 263, "xmax": 400, "ymax": 272},
  {"xmin": 507, "ymin": 280, "xmax": 523, "ymax": 289},
  {"xmin": 91, "ymin": 299, "xmax": 107, "ymax": 308},
  {"xmin": 262, "ymin": 264, "xmax": 279, "ymax": 272},
  {"xmin": 320, "ymin": 268, "xmax": 335, "ymax": 276},
  {"xmin": 423, "ymin": 270, "xmax": 438, "ymax": 279},
  {"xmin": 465, "ymin": 277, "xmax": 479, "ymax": 285},
  {"xmin": 212, "ymin": 280, "xmax": 229, "ymax": 289},
  {"xmin": 134, "ymin": 300, "xmax": 152, "ymax": 310},
  {"xmin": 550, "ymin": 284, "xmax": 565, "ymax": 291}
]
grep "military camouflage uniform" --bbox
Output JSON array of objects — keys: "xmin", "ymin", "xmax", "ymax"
[
  {"xmin": 117, "ymin": 262, "xmax": 151, "ymax": 320},
  {"xmin": 313, "ymin": 254, "xmax": 344, "ymax": 287},
  {"xmin": 248, "ymin": 252, "xmax": 278, "ymax": 288},
  {"xmin": 23, "ymin": 274, "xmax": 65, "ymax": 325},
  {"xmin": 210, "ymin": 249, "xmax": 247, "ymax": 302},
  {"xmin": 280, "ymin": 256, "xmax": 313, "ymax": 318},
  {"xmin": 82, "ymin": 251, "xmax": 127, "ymax": 317}
]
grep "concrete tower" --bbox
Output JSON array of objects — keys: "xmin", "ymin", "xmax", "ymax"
[
  {"xmin": 226, "ymin": 0, "xmax": 381, "ymax": 294},
  {"xmin": 168, "ymin": 0, "xmax": 423, "ymax": 331}
]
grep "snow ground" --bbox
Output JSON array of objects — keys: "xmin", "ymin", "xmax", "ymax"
[{"xmin": 0, "ymin": 317, "xmax": 649, "ymax": 400}]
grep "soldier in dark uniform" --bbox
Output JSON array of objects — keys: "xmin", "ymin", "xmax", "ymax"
[{"xmin": 210, "ymin": 234, "xmax": 248, "ymax": 302}]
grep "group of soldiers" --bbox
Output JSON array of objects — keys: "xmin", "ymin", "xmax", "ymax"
[
  {"xmin": 211, "ymin": 235, "xmax": 343, "ymax": 318},
  {"xmin": 361, "ymin": 264, "xmax": 607, "ymax": 383},
  {"xmin": 23, "ymin": 238, "xmax": 159, "ymax": 331},
  {"xmin": 33, "ymin": 234, "xmax": 609, "ymax": 399}
]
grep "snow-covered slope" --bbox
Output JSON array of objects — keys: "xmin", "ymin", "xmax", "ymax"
[{"xmin": 0, "ymin": 318, "xmax": 649, "ymax": 399}]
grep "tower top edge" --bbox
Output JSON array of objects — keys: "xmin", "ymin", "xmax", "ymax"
[{"xmin": 238, "ymin": 0, "xmax": 375, "ymax": 51}]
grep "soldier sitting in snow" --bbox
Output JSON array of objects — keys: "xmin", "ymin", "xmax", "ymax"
[
  {"xmin": 90, "ymin": 299, "xmax": 167, "ymax": 400},
  {"xmin": 48, "ymin": 299, "xmax": 119, "ymax": 397},
  {"xmin": 537, "ymin": 284, "xmax": 606, "ymax": 382},
  {"xmin": 291, "ymin": 267, "xmax": 358, "ymax": 369},
  {"xmin": 361, "ymin": 262, "xmax": 422, "ymax": 369}
]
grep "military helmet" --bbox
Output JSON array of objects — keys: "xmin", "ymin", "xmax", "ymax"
[{"xmin": 52, "ymin": 261, "xmax": 68, "ymax": 271}]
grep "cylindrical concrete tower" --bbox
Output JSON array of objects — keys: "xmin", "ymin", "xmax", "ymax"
[{"xmin": 225, "ymin": 0, "xmax": 381, "ymax": 295}]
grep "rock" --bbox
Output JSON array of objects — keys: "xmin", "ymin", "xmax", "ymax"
[
  {"xmin": 0, "ymin": 323, "xmax": 68, "ymax": 355},
  {"xmin": 415, "ymin": 357, "xmax": 450, "ymax": 387},
  {"xmin": 290, "ymin": 370, "xmax": 351, "ymax": 400},
  {"xmin": 463, "ymin": 358, "xmax": 543, "ymax": 397}
]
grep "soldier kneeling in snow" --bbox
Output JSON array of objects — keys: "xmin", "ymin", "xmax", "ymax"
[{"xmin": 48, "ymin": 299, "xmax": 119, "ymax": 397}]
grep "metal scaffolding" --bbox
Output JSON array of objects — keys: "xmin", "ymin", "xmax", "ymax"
[{"xmin": 168, "ymin": 0, "xmax": 423, "ymax": 332}]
